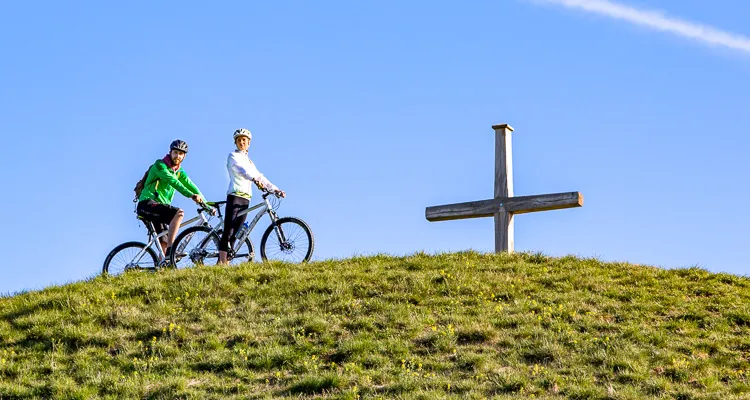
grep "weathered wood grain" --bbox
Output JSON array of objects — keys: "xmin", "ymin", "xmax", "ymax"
[
  {"xmin": 506, "ymin": 191, "xmax": 584, "ymax": 214},
  {"xmin": 425, "ymin": 199, "xmax": 496, "ymax": 221},
  {"xmin": 493, "ymin": 124, "xmax": 514, "ymax": 199},
  {"xmin": 425, "ymin": 192, "xmax": 583, "ymax": 221},
  {"xmin": 495, "ymin": 210, "xmax": 514, "ymax": 252}
]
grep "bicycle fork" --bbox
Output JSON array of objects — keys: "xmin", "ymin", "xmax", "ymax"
[{"xmin": 267, "ymin": 210, "xmax": 290, "ymax": 247}]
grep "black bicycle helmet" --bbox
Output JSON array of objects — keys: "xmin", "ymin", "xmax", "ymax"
[{"xmin": 170, "ymin": 139, "xmax": 189, "ymax": 153}]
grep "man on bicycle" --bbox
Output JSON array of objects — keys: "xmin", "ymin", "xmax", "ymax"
[
  {"xmin": 218, "ymin": 128, "xmax": 284, "ymax": 265},
  {"xmin": 136, "ymin": 139, "xmax": 206, "ymax": 263}
]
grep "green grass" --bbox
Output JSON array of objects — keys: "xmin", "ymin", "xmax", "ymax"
[{"xmin": 2, "ymin": 251, "xmax": 750, "ymax": 399}]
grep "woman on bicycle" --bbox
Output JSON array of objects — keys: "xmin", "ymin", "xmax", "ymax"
[{"xmin": 218, "ymin": 128, "xmax": 285, "ymax": 264}]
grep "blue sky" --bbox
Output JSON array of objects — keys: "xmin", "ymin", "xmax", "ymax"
[{"xmin": 1, "ymin": 0, "xmax": 749, "ymax": 295}]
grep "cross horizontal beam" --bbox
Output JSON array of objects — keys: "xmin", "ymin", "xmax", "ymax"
[{"xmin": 425, "ymin": 191, "xmax": 583, "ymax": 222}]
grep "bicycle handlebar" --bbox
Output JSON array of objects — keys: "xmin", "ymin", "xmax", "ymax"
[
  {"xmin": 196, "ymin": 191, "xmax": 281, "ymax": 216},
  {"xmin": 262, "ymin": 190, "xmax": 283, "ymax": 199},
  {"xmin": 197, "ymin": 202, "xmax": 218, "ymax": 216}
]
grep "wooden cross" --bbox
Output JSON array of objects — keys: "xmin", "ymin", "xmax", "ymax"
[{"xmin": 425, "ymin": 124, "xmax": 583, "ymax": 253}]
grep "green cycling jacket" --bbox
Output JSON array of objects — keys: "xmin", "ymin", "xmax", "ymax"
[{"xmin": 138, "ymin": 160, "xmax": 203, "ymax": 205}]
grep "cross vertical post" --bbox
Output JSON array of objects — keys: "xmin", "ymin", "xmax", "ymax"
[{"xmin": 493, "ymin": 124, "xmax": 514, "ymax": 253}]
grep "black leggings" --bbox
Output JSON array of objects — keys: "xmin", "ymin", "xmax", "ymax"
[{"xmin": 219, "ymin": 194, "xmax": 250, "ymax": 252}]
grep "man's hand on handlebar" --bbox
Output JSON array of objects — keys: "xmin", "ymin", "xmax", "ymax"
[
  {"xmin": 197, "ymin": 200, "xmax": 218, "ymax": 216},
  {"xmin": 192, "ymin": 194, "xmax": 218, "ymax": 216},
  {"xmin": 191, "ymin": 194, "xmax": 205, "ymax": 204}
]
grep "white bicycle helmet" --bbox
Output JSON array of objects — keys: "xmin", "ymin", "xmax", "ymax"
[{"xmin": 233, "ymin": 128, "xmax": 252, "ymax": 141}]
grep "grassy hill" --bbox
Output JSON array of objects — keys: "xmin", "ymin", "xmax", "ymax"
[{"xmin": 1, "ymin": 252, "xmax": 750, "ymax": 399}]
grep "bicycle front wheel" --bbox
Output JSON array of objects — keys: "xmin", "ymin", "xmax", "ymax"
[
  {"xmin": 170, "ymin": 226, "xmax": 221, "ymax": 268},
  {"xmin": 260, "ymin": 217, "xmax": 314, "ymax": 263},
  {"xmin": 102, "ymin": 241, "xmax": 158, "ymax": 276}
]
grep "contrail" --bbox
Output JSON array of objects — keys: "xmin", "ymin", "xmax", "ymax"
[{"xmin": 534, "ymin": 0, "xmax": 750, "ymax": 54}]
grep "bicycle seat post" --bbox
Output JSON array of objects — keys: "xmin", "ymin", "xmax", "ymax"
[{"xmin": 146, "ymin": 221, "xmax": 156, "ymax": 240}]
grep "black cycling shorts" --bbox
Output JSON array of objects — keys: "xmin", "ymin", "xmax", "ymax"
[{"xmin": 136, "ymin": 199, "xmax": 179, "ymax": 234}]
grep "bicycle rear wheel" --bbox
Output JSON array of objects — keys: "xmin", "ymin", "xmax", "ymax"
[
  {"xmin": 260, "ymin": 217, "xmax": 314, "ymax": 263},
  {"xmin": 170, "ymin": 226, "xmax": 220, "ymax": 268},
  {"xmin": 102, "ymin": 241, "xmax": 158, "ymax": 276}
]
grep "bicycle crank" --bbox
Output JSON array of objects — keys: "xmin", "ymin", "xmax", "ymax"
[{"xmin": 188, "ymin": 248, "xmax": 208, "ymax": 263}]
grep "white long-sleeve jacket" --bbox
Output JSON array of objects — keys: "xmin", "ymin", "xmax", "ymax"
[{"xmin": 226, "ymin": 150, "xmax": 279, "ymax": 198}]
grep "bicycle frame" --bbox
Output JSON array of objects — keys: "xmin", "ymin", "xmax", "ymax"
[
  {"xmin": 206, "ymin": 193, "xmax": 282, "ymax": 250},
  {"xmin": 130, "ymin": 207, "xmax": 215, "ymax": 266}
]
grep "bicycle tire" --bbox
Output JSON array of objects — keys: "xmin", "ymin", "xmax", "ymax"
[
  {"xmin": 260, "ymin": 217, "xmax": 314, "ymax": 263},
  {"xmin": 102, "ymin": 241, "xmax": 158, "ymax": 276}
]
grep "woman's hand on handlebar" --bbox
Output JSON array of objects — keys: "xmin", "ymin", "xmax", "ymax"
[{"xmin": 261, "ymin": 188, "xmax": 285, "ymax": 198}]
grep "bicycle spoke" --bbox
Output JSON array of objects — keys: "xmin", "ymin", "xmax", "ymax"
[
  {"xmin": 103, "ymin": 242, "xmax": 158, "ymax": 276},
  {"xmin": 116, "ymin": 249, "xmax": 151, "ymax": 270}
]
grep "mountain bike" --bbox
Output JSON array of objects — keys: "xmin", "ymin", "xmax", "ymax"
[
  {"xmin": 169, "ymin": 190, "xmax": 313, "ymax": 267},
  {"xmin": 102, "ymin": 203, "xmax": 217, "ymax": 275}
]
